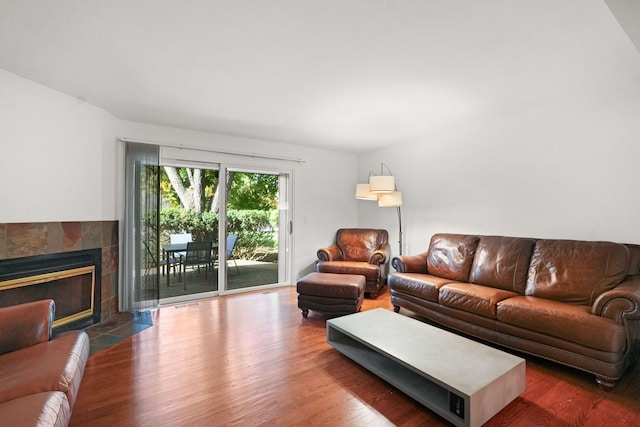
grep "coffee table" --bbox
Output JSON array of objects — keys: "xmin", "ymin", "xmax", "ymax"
[{"xmin": 326, "ymin": 308, "xmax": 525, "ymax": 427}]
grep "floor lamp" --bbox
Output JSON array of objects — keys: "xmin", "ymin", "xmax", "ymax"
[{"xmin": 355, "ymin": 162, "xmax": 403, "ymax": 255}]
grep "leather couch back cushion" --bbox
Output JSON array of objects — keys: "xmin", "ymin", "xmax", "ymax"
[
  {"xmin": 470, "ymin": 236, "xmax": 535, "ymax": 293},
  {"xmin": 525, "ymin": 240, "xmax": 629, "ymax": 305},
  {"xmin": 626, "ymin": 244, "xmax": 640, "ymax": 276},
  {"xmin": 337, "ymin": 228, "xmax": 388, "ymax": 262},
  {"xmin": 427, "ymin": 234, "xmax": 480, "ymax": 282},
  {"xmin": 0, "ymin": 300, "xmax": 53, "ymax": 355}
]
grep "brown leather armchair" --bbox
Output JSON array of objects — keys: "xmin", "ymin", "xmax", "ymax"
[{"xmin": 316, "ymin": 228, "xmax": 391, "ymax": 298}]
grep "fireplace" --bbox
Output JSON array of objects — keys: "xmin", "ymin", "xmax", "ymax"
[{"xmin": 0, "ymin": 249, "xmax": 101, "ymax": 333}]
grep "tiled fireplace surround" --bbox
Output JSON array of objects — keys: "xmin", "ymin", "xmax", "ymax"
[{"xmin": 0, "ymin": 221, "xmax": 119, "ymax": 323}]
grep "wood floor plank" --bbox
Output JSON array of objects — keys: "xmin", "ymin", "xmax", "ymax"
[{"xmin": 70, "ymin": 287, "xmax": 640, "ymax": 426}]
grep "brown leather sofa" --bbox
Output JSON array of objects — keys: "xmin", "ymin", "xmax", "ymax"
[
  {"xmin": 388, "ymin": 233, "xmax": 640, "ymax": 388},
  {"xmin": 0, "ymin": 299, "xmax": 90, "ymax": 426},
  {"xmin": 316, "ymin": 228, "xmax": 391, "ymax": 298}
]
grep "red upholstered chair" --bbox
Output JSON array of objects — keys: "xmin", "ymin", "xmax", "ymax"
[{"xmin": 316, "ymin": 228, "xmax": 391, "ymax": 298}]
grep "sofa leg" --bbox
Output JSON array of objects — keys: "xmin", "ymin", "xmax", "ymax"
[
  {"xmin": 596, "ymin": 376, "xmax": 616, "ymax": 391},
  {"xmin": 393, "ymin": 305, "xmax": 400, "ymax": 313},
  {"xmin": 301, "ymin": 308, "xmax": 309, "ymax": 318}
]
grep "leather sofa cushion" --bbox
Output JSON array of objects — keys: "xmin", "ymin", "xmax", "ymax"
[
  {"xmin": 525, "ymin": 240, "xmax": 629, "ymax": 305},
  {"xmin": 0, "ymin": 392, "xmax": 70, "ymax": 427},
  {"xmin": 469, "ymin": 236, "xmax": 535, "ymax": 293},
  {"xmin": 0, "ymin": 331, "xmax": 89, "ymax": 407},
  {"xmin": 497, "ymin": 296, "xmax": 626, "ymax": 353},
  {"xmin": 440, "ymin": 283, "xmax": 519, "ymax": 319},
  {"xmin": 427, "ymin": 234, "xmax": 480, "ymax": 282},
  {"xmin": 388, "ymin": 273, "xmax": 456, "ymax": 302}
]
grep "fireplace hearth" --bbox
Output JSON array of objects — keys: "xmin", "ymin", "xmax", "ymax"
[{"xmin": 0, "ymin": 249, "xmax": 101, "ymax": 333}]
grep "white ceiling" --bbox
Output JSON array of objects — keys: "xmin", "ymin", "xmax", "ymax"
[{"xmin": 1, "ymin": 0, "xmax": 639, "ymax": 154}]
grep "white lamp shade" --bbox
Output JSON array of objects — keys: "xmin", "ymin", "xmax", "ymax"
[
  {"xmin": 378, "ymin": 191, "xmax": 403, "ymax": 207},
  {"xmin": 369, "ymin": 175, "xmax": 395, "ymax": 193},
  {"xmin": 355, "ymin": 183, "xmax": 378, "ymax": 200}
]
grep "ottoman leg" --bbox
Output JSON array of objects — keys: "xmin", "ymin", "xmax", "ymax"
[{"xmin": 301, "ymin": 308, "xmax": 309, "ymax": 318}]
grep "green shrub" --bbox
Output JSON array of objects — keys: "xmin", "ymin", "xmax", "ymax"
[
  {"xmin": 227, "ymin": 210, "xmax": 278, "ymax": 260},
  {"xmin": 159, "ymin": 208, "xmax": 278, "ymax": 261}
]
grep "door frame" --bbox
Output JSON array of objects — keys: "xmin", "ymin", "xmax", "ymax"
[
  {"xmin": 158, "ymin": 146, "xmax": 295, "ymax": 303},
  {"xmin": 218, "ymin": 164, "xmax": 293, "ymax": 296}
]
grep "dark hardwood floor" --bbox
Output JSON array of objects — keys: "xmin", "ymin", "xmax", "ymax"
[{"xmin": 71, "ymin": 286, "xmax": 640, "ymax": 426}]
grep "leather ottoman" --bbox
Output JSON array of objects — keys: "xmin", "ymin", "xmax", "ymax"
[{"xmin": 297, "ymin": 272, "xmax": 366, "ymax": 317}]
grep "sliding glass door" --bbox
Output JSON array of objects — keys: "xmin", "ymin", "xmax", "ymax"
[
  {"xmin": 155, "ymin": 154, "xmax": 292, "ymax": 304},
  {"xmin": 123, "ymin": 143, "xmax": 295, "ymax": 309},
  {"xmin": 158, "ymin": 162, "xmax": 220, "ymax": 302},
  {"xmin": 224, "ymin": 168, "xmax": 288, "ymax": 291}
]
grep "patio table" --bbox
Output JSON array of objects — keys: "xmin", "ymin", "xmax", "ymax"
[{"xmin": 163, "ymin": 242, "xmax": 218, "ymax": 287}]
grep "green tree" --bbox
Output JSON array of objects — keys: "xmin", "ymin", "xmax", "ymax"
[
  {"xmin": 161, "ymin": 167, "xmax": 219, "ymax": 212},
  {"xmin": 159, "ymin": 170, "xmax": 280, "ymax": 261},
  {"xmin": 228, "ymin": 173, "xmax": 278, "ymax": 210},
  {"xmin": 161, "ymin": 169, "xmax": 278, "ymax": 212}
]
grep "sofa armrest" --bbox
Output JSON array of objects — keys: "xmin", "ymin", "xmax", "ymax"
[
  {"xmin": 369, "ymin": 243, "xmax": 391, "ymax": 266},
  {"xmin": 592, "ymin": 276, "xmax": 640, "ymax": 323},
  {"xmin": 317, "ymin": 244, "xmax": 342, "ymax": 262},
  {"xmin": 391, "ymin": 252, "xmax": 429, "ymax": 273},
  {"xmin": 0, "ymin": 299, "xmax": 54, "ymax": 355}
]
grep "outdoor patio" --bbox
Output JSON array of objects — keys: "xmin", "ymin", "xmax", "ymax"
[{"xmin": 159, "ymin": 259, "xmax": 279, "ymax": 299}]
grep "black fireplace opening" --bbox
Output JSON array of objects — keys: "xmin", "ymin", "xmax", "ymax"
[{"xmin": 0, "ymin": 249, "xmax": 102, "ymax": 335}]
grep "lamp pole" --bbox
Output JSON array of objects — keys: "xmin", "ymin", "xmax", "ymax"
[{"xmin": 396, "ymin": 205, "xmax": 403, "ymax": 255}]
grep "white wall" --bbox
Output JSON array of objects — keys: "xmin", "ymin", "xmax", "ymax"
[
  {"xmin": 8, "ymin": 57, "xmax": 639, "ymax": 283},
  {"xmin": 116, "ymin": 120, "xmax": 358, "ymax": 278},
  {"xmin": 358, "ymin": 83, "xmax": 640, "ymax": 256},
  {"xmin": 0, "ymin": 69, "xmax": 118, "ymax": 222},
  {"xmin": 0, "ymin": 69, "xmax": 358, "ymax": 279}
]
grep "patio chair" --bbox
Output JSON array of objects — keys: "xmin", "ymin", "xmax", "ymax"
[
  {"xmin": 160, "ymin": 255, "xmax": 181, "ymax": 278},
  {"xmin": 226, "ymin": 234, "xmax": 240, "ymax": 274},
  {"xmin": 183, "ymin": 241, "xmax": 215, "ymax": 284},
  {"xmin": 170, "ymin": 233, "xmax": 192, "ymax": 259}
]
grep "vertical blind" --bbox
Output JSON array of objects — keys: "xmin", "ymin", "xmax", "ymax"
[{"xmin": 122, "ymin": 141, "xmax": 160, "ymax": 311}]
